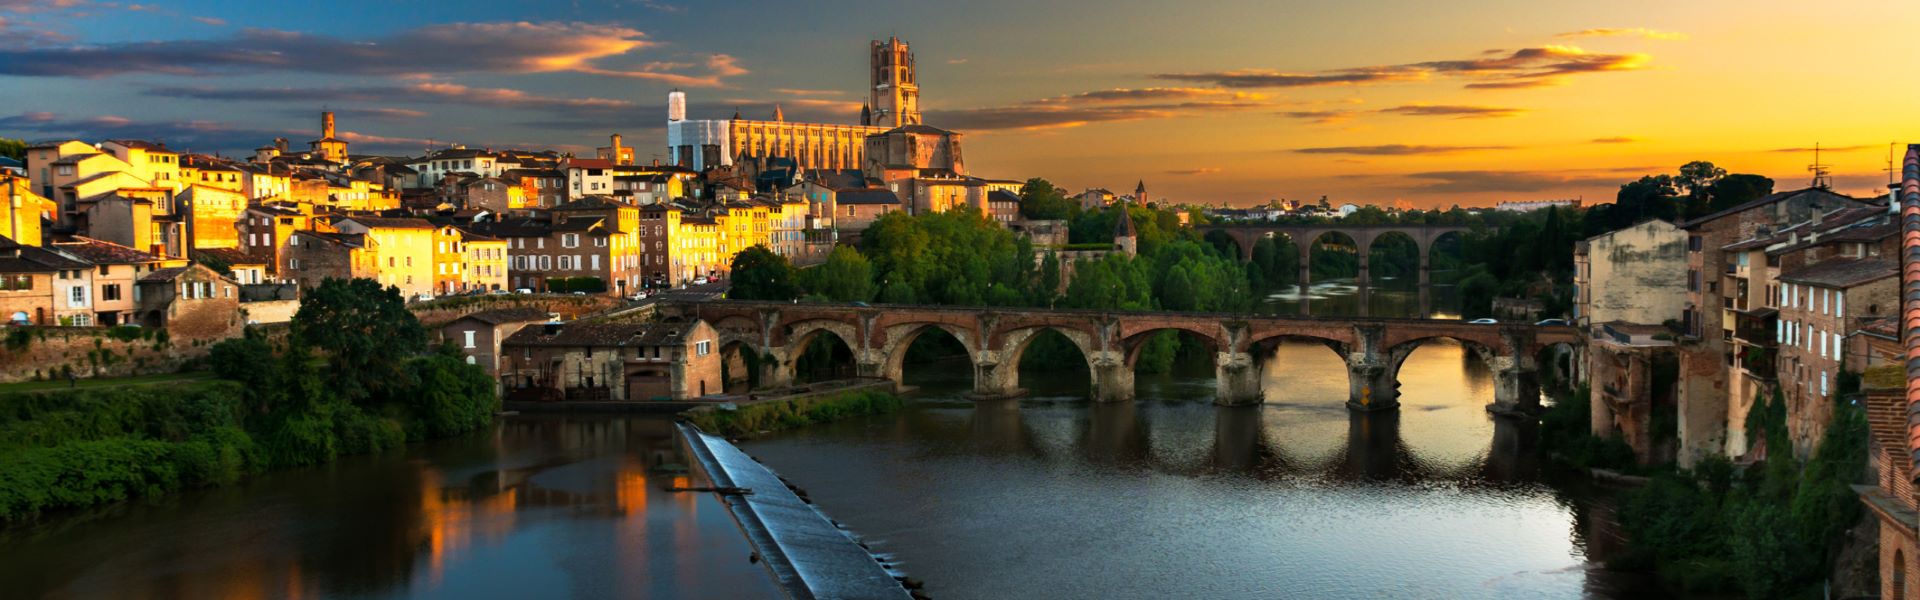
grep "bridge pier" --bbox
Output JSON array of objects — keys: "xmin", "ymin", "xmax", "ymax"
[
  {"xmin": 1486, "ymin": 357, "xmax": 1541, "ymax": 417},
  {"xmin": 1297, "ymin": 257, "xmax": 1312, "ymax": 317},
  {"xmin": 1091, "ymin": 357, "xmax": 1134, "ymax": 403},
  {"xmin": 1214, "ymin": 351, "xmax": 1262, "ymax": 406},
  {"xmin": 972, "ymin": 355, "xmax": 1022, "ymax": 399},
  {"xmin": 1345, "ymin": 354, "xmax": 1400, "ymax": 412},
  {"xmin": 760, "ymin": 352, "xmax": 794, "ymax": 390}
]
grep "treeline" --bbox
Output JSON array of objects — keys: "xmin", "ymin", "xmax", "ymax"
[
  {"xmin": 730, "ymin": 194, "xmax": 1251, "ymax": 373},
  {"xmin": 0, "ymin": 278, "xmax": 498, "ymax": 523}
]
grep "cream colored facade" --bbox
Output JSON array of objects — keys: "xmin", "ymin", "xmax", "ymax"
[
  {"xmin": 1575, "ymin": 219, "xmax": 1689, "ymax": 329},
  {"xmin": 180, "ymin": 184, "xmax": 246, "ymax": 250},
  {"xmin": 2, "ymin": 173, "xmax": 55, "ymax": 246},
  {"xmin": 463, "ymin": 237, "xmax": 509, "ymax": 293},
  {"xmin": 334, "ymin": 217, "xmax": 435, "ymax": 299}
]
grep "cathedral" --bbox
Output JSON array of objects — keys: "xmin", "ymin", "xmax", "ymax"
[{"xmin": 664, "ymin": 37, "xmax": 933, "ymax": 174}]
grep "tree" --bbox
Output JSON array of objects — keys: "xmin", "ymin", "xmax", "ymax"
[
  {"xmin": 1017, "ymin": 177, "xmax": 1075, "ymax": 220},
  {"xmin": 1706, "ymin": 173, "xmax": 1774, "ymax": 213},
  {"xmin": 1676, "ymin": 161, "xmax": 1727, "ymax": 199},
  {"xmin": 804, "ymin": 246, "xmax": 874, "ymax": 302},
  {"xmin": 290, "ymin": 278, "xmax": 427, "ymax": 404},
  {"xmin": 728, "ymin": 245, "xmax": 800, "ymax": 301},
  {"xmin": 0, "ymin": 138, "xmax": 24, "ymax": 162}
]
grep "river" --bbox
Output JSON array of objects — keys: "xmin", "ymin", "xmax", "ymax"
[{"xmin": 0, "ymin": 284, "xmax": 1656, "ymax": 599}]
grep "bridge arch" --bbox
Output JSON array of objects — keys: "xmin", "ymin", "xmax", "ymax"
[
  {"xmin": 997, "ymin": 325, "xmax": 1100, "ymax": 397},
  {"xmin": 785, "ymin": 318, "xmax": 862, "ymax": 384},
  {"xmin": 1119, "ymin": 325, "xmax": 1222, "ymax": 370},
  {"xmin": 1365, "ymin": 230, "xmax": 1420, "ymax": 286},
  {"xmin": 880, "ymin": 321, "xmax": 980, "ymax": 386},
  {"xmin": 1385, "ymin": 335, "xmax": 1499, "ymax": 372}
]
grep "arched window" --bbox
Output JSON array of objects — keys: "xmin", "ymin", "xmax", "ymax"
[{"xmin": 1896, "ymin": 549, "xmax": 1908, "ymax": 600}]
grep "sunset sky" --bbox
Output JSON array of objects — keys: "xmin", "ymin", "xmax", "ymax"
[{"xmin": 1, "ymin": 0, "xmax": 1914, "ymax": 207}]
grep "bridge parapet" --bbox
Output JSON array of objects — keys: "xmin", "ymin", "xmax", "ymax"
[{"xmin": 658, "ymin": 300, "xmax": 1573, "ymax": 413}]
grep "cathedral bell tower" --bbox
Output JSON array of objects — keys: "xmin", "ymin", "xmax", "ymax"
[{"xmin": 869, "ymin": 37, "xmax": 922, "ymax": 128}]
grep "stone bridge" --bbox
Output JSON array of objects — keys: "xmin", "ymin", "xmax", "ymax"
[
  {"xmin": 656, "ymin": 300, "xmax": 1581, "ymax": 415},
  {"xmin": 1197, "ymin": 224, "xmax": 1473, "ymax": 316}
]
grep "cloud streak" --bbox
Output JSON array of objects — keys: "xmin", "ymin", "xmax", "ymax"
[
  {"xmin": 1556, "ymin": 27, "xmax": 1687, "ymax": 41},
  {"xmin": 1294, "ymin": 144, "xmax": 1517, "ymax": 156},
  {"xmin": 1155, "ymin": 45, "xmax": 1650, "ymax": 90},
  {"xmin": 0, "ymin": 21, "xmax": 747, "ymax": 86},
  {"xmin": 1279, "ymin": 104, "xmax": 1524, "ymax": 124},
  {"xmin": 1395, "ymin": 170, "xmax": 1619, "ymax": 193},
  {"xmin": 927, "ymin": 87, "xmax": 1271, "ymax": 131}
]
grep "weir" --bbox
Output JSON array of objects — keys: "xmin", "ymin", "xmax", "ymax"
[{"xmin": 676, "ymin": 423, "xmax": 914, "ymax": 600}]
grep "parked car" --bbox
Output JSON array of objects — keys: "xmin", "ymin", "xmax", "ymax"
[
  {"xmin": 629, "ymin": 291, "xmax": 649, "ymax": 301},
  {"xmin": 571, "ymin": 291, "xmax": 588, "ymax": 296},
  {"xmin": 1534, "ymin": 318, "xmax": 1569, "ymax": 326},
  {"xmin": 1468, "ymin": 318, "xmax": 1499, "ymax": 324},
  {"xmin": 693, "ymin": 276, "xmax": 710, "ymax": 285},
  {"xmin": 514, "ymin": 288, "xmax": 533, "ymax": 295}
]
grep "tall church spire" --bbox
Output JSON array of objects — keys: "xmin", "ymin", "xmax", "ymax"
[{"xmin": 773, "ymin": 104, "xmax": 785, "ymax": 122}]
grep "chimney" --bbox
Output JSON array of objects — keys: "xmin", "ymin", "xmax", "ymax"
[
  {"xmin": 321, "ymin": 111, "xmax": 335, "ymax": 139},
  {"xmin": 274, "ymin": 137, "xmax": 288, "ymax": 153}
]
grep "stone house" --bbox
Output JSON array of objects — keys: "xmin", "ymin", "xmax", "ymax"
[
  {"xmin": 134, "ymin": 263, "xmax": 240, "ymax": 339},
  {"xmin": 498, "ymin": 320, "xmax": 722, "ymax": 402},
  {"xmin": 438, "ymin": 307, "xmax": 552, "ymax": 377},
  {"xmin": 1775, "ymin": 257, "xmax": 1897, "ymax": 458},
  {"xmin": 1675, "ymin": 186, "xmax": 1870, "ymax": 466},
  {"xmin": 283, "ymin": 230, "xmax": 378, "ymax": 289},
  {"xmin": 50, "ymin": 236, "xmax": 185, "ymax": 326},
  {"xmin": 0, "ymin": 235, "xmax": 89, "ymax": 326}
]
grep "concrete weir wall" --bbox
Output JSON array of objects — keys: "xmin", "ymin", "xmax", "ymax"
[{"xmin": 675, "ymin": 423, "xmax": 913, "ymax": 600}]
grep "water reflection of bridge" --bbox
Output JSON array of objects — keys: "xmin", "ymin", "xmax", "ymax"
[{"xmin": 894, "ymin": 400, "xmax": 1539, "ymax": 483}]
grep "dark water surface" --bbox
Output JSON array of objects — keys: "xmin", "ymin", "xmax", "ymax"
[
  {"xmin": 0, "ymin": 416, "xmax": 780, "ymax": 600},
  {"xmin": 741, "ymin": 341, "xmax": 1654, "ymax": 600}
]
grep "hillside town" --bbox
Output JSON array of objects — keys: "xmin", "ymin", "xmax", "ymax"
[{"xmin": 5, "ymin": 15, "xmax": 1920, "ymax": 600}]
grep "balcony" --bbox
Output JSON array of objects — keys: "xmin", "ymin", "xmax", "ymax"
[{"xmin": 1738, "ymin": 344, "xmax": 1777, "ymax": 381}]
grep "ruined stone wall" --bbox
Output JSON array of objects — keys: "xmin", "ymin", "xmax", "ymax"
[{"xmin": 0, "ymin": 327, "xmax": 211, "ymax": 383}]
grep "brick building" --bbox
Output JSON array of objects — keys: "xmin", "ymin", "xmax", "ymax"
[
  {"xmin": 438, "ymin": 307, "xmax": 551, "ymax": 378},
  {"xmin": 135, "ymin": 263, "xmax": 241, "ymax": 339},
  {"xmin": 283, "ymin": 230, "xmax": 378, "ymax": 289},
  {"xmin": 1677, "ymin": 186, "xmax": 1870, "ymax": 465},
  {"xmin": 1775, "ymin": 257, "xmax": 1897, "ymax": 457},
  {"xmin": 498, "ymin": 320, "xmax": 722, "ymax": 402}
]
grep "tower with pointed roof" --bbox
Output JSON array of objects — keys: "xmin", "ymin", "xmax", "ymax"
[
  {"xmin": 1134, "ymin": 179, "xmax": 1147, "ymax": 205},
  {"xmin": 1113, "ymin": 195, "xmax": 1138, "ymax": 257}
]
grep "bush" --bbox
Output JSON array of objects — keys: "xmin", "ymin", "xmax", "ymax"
[{"xmin": 688, "ymin": 390, "xmax": 903, "ymax": 438}]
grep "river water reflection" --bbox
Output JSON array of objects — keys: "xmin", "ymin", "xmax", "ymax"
[
  {"xmin": 0, "ymin": 416, "xmax": 779, "ymax": 600},
  {"xmin": 741, "ymin": 340, "xmax": 1652, "ymax": 599}
]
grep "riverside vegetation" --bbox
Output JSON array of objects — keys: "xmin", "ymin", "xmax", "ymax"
[
  {"xmin": 685, "ymin": 389, "xmax": 903, "ymax": 438},
  {"xmin": 0, "ymin": 278, "xmax": 498, "ymax": 524},
  {"xmin": 1539, "ymin": 382, "xmax": 1868, "ymax": 598}
]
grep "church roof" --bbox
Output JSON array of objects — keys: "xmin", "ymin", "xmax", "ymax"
[{"xmin": 1114, "ymin": 202, "xmax": 1137, "ymax": 238}]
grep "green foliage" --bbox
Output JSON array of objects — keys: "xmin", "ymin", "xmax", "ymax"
[
  {"xmin": 0, "ymin": 138, "xmax": 24, "ymax": 161},
  {"xmin": 291, "ymin": 278, "xmax": 428, "ymax": 404},
  {"xmin": 860, "ymin": 206, "xmax": 1036, "ymax": 306},
  {"xmin": 1017, "ymin": 178, "xmax": 1076, "ymax": 220},
  {"xmin": 0, "ymin": 298, "xmax": 497, "ymax": 523},
  {"xmin": 802, "ymin": 246, "xmax": 875, "ymax": 302},
  {"xmin": 1613, "ymin": 399, "xmax": 1870, "ymax": 598},
  {"xmin": 399, "ymin": 353, "xmax": 498, "ymax": 439},
  {"xmin": 543, "ymin": 276, "xmax": 607, "ymax": 294},
  {"xmin": 686, "ymin": 390, "xmax": 903, "ymax": 438},
  {"xmin": 1538, "ymin": 384, "xmax": 1640, "ymax": 471},
  {"xmin": 729, "ymin": 245, "xmax": 802, "ymax": 301}
]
